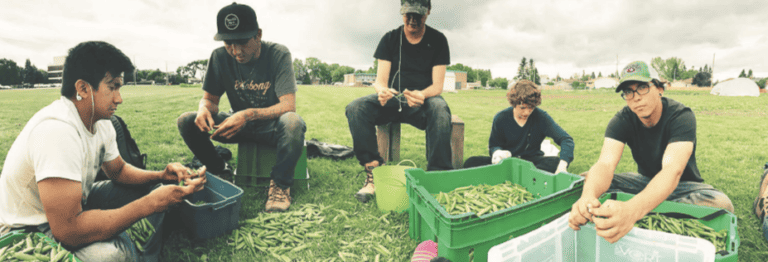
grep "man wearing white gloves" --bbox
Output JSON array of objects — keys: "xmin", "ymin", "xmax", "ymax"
[{"xmin": 463, "ymin": 80, "xmax": 574, "ymax": 174}]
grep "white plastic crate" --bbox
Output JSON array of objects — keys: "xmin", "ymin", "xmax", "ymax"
[{"xmin": 488, "ymin": 213, "xmax": 715, "ymax": 262}]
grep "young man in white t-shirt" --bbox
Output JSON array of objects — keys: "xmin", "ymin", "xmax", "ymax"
[{"xmin": 0, "ymin": 41, "xmax": 206, "ymax": 262}]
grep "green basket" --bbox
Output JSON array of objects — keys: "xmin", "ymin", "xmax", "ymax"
[
  {"xmin": 373, "ymin": 160, "xmax": 417, "ymax": 213},
  {"xmin": 0, "ymin": 230, "xmax": 82, "ymax": 262},
  {"xmin": 599, "ymin": 192, "xmax": 739, "ymax": 262},
  {"xmin": 406, "ymin": 157, "xmax": 584, "ymax": 262},
  {"xmin": 235, "ymin": 143, "xmax": 309, "ymax": 189}
]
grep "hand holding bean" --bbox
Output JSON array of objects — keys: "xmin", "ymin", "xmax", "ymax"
[{"xmin": 590, "ymin": 200, "xmax": 640, "ymax": 243}]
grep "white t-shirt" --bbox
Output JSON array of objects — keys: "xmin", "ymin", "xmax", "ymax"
[{"xmin": 0, "ymin": 97, "xmax": 119, "ymax": 227}]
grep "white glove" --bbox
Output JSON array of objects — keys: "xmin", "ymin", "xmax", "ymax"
[
  {"xmin": 555, "ymin": 160, "xmax": 568, "ymax": 174},
  {"xmin": 491, "ymin": 150, "xmax": 512, "ymax": 164}
]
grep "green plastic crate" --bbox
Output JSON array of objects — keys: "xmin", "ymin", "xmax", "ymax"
[
  {"xmin": 0, "ymin": 230, "xmax": 82, "ymax": 262},
  {"xmin": 598, "ymin": 192, "xmax": 739, "ymax": 262},
  {"xmin": 235, "ymin": 142, "xmax": 309, "ymax": 189},
  {"xmin": 406, "ymin": 157, "xmax": 584, "ymax": 262}
]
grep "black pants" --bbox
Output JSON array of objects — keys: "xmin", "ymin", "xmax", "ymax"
[{"xmin": 463, "ymin": 155, "xmax": 560, "ymax": 173}]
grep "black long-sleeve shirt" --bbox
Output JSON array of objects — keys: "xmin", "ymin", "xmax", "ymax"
[{"xmin": 488, "ymin": 107, "xmax": 575, "ymax": 164}]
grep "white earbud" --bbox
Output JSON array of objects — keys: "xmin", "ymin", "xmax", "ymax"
[{"xmin": 76, "ymin": 94, "xmax": 83, "ymax": 101}]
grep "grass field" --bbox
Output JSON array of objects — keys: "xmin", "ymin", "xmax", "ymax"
[{"xmin": 1, "ymin": 86, "xmax": 767, "ymax": 261}]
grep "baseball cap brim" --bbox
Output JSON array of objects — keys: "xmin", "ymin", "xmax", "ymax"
[
  {"xmin": 616, "ymin": 76, "xmax": 653, "ymax": 93},
  {"xmin": 214, "ymin": 29, "xmax": 260, "ymax": 41},
  {"xmin": 400, "ymin": 5, "xmax": 428, "ymax": 15}
]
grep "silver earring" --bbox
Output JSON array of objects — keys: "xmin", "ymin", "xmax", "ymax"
[{"xmin": 76, "ymin": 94, "xmax": 83, "ymax": 101}]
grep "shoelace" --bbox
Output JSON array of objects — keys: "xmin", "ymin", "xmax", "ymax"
[
  {"xmin": 759, "ymin": 197, "xmax": 768, "ymax": 221},
  {"xmin": 269, "ymin": 186, "xmax": 289, "ymax": 201}
]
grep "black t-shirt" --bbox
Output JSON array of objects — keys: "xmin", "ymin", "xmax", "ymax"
[
  {"xmin": 605, "ymin": 97, "xmax": 702, "ymax": 182},
  {"xmin": 373, "ymin": 25, "xmax": 450, "ymax": 92},
  {"xmin": 202, "ymin": 41, "xmax": 297, "ymax": 112}
]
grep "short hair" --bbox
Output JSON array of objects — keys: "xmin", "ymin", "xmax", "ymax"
[
  {"xmin": 61, "ymin": 41, "xmax": 134, "ymax": 97},
  {"xmin": 651, "ymin": 79, "xmax": 666, "ymax": 90},
  {"xmin": 507, "ymin": 80, "xmax": 542, "ymax": 107}
]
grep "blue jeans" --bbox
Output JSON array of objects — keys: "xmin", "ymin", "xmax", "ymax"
[
  {"xmin": 345, "ymin": 94, "xmax": 453, "ymax": 171},
  {"xmin": 177, "ymin": 111, "xmax": 306, "ymax": 189},
  {"xmin": 607, "ymin": 172, "xmax": 735, "ymax": 213},
  {"xmin": 36, "ymin": 181, "xmax": 165, "ymax": 262}
]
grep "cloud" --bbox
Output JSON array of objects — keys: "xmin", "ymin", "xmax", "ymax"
[{"xmin": 1, "ymin": 0, "xmax": 766, "ymax": 81}]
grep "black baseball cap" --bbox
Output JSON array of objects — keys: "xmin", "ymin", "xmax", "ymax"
[{"xmin": 214, "ymin": 2, "xmax": 260, "ymax": 41}]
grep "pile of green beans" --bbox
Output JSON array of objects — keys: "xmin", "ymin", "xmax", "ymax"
[
  {"xmin": 229, "ymin": 204, "xmax": 328, "ymax": 262},
  {"xmin": 434, "ymin": 181, "xmax": 537, "ymax": 217},
  {"xmin": 126, "ymin": 218, "xmax": 155, "ymax": 252},
  {"xmin": 0, "ymin": 232, "xmax": 76, "ymax": 262},
  {"xmin": 634, "ymin": 214, "xmax": 728, "ymax": 251}
]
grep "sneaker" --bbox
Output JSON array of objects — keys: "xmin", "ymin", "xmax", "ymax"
[
  {"xmin": 411, "ymin": 240, "xmax": 438, "ymax": 262},
  {"xmin": 755, "ymin": 164, "xmax": 768, "ymax": 221},
  {"xmin": 266, "ymin": 180, "xmax": 291, "ymax": 212},
  {"xmin": 355, "ymin": 162, "xmax": 379, "ymax": 203}
]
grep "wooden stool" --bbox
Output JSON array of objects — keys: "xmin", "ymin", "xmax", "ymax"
[{"xmin": 376, "ymin": 115, "xmax": 464, "ymax": 169}]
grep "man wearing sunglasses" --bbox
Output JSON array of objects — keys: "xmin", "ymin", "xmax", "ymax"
[
  {"xmin": 177, "ymin": 3, "xmax": 305, "ymax": 212},
  {"xmin": 345, "ymin": 0, "xmax": 452, "ymax": 203},
  {"xmin": 567, "ymin": 61, "xmax": 733, "ymax": 243}
]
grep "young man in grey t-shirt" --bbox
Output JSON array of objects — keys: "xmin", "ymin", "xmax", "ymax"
[{"xmin": 177, "ymin": 3, "xmax": 305, "ymax": 212}]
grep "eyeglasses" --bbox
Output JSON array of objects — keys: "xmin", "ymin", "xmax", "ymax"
[{"xmin": 620, "ymin": 84, "xmax": 651, "ymax": 100}]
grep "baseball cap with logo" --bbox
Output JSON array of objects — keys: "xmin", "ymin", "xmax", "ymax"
[
  {"xmin": 214, "ymin": 2, "xmax": 260, "ymax": 41},
  {"xmin": 400, "ymin": 0, "xmax": 430, "ymax": 15},
  {"xmin": 616, "ymin": 61, "xmax": 660, "ymax": 92}
]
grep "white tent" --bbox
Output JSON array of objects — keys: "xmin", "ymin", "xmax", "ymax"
[
  {"xmin": 710, "ymin": 78, "xmax": 760, "ymax": 97},
  {"xmin": 594, "ymin": 78, "xmax": 618, "ymax": 89}
]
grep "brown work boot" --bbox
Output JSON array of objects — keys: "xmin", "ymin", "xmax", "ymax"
[
  {"xmin": 355, "ymin": 161, "xmax": 379, "ymax": 203},
  {"xmin": 754, "ymin": 164, "xmax": 768, "ymax": 221},
  {"xmin": 266, "ymin": 180, "xmax": 291, "ymax": 212}
]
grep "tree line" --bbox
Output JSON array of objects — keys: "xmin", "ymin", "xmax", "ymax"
[{"xmin": 0, "ymin": 59, "xmax": 50, "ymax": 87}]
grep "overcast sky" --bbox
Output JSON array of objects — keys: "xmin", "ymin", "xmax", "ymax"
[{"xmin": 1, "ymin": 0, "xmax": 766, "ymax": 82}]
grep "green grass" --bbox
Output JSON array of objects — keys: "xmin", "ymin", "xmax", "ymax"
[{"xmin": 1, "ymin": 86, "xmax": 767, "ymax": 261}]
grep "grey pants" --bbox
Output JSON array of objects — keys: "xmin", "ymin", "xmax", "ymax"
[
  {"xmin": 607, "ymin": 172, "xmax": 735, "ymax": 213},
  {"xmin": 177, "ymin": 111, "xmax": 306, "ymax": 189},
  {"xmin": 36, "ymin": 181, "xmax": 165, "ymax": 262}
]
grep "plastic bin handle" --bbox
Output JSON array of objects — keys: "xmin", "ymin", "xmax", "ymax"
[{"xmin": 212, "ymin": 199, "xmax": 237, "ymax": 211}]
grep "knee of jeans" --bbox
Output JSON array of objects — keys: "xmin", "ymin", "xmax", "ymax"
[
  {"xmin": 424, "ymin": 98, "xmax": 451, "ymax": 121},
  {"xmin": 345, "ymin": 99, "xmax": 364, "ymax": 119},
  {"xmin": 279, "ymin": 112, "xmax": 306, "ymax": 135},
  {"xmin": 177, "ymin": 111, "xmax": 196, "ymax": 130}
]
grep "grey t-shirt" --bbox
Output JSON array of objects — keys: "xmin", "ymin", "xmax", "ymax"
[{"xmin": 203, "ymin": 41, "xmax": 297, "ymax": 112}]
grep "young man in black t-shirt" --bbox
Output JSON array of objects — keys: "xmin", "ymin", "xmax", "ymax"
[
  {"xmin": 567, "ymin": 61, "xmax": 733, "ymax": 243},
  {"xmin": 177, "ymin": 3, "xmax": 305, "ymax": 212},
  {"xmin": 345, "ymin": 0, "xmax": 452, "ymax": 203}
]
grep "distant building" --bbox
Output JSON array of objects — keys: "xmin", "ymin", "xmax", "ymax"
[
  {"xmin": 593, "ymin": 77, "xmax": 619, "ymax": 89},
  {"xmin": 450, "ymin": 70, "xmax": 467, "ymax": 90},
  {"xmin": 445, "ymin": 70, "xmax": 467, "ymax": 92},
  {"xmin": 47, "ymin": 56, "xmax": 66, "ymax": 83},
  {"xmin": 344, "ymin": 73, "xmax": 376, "ymax": 87},
  {"xmin": 467, "ymin": 81, "xmax": 482, "ymax": 89},
  {"xmin": 539, "ymin": 74, "xmax": 550, "ymax": 85},
  {"xmin": 310, "ymin": 75, "xmax": 321, "ymax": 85}
]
